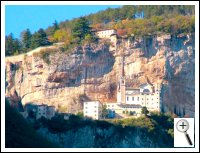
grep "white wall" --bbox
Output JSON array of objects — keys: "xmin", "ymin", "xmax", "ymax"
[
  {"xmin": 96, "ymin": 30, "xmax": 116, "ymax": 39},
  {"xmin": 84, "ymin": 101, "xmax": 102, "ymax": 120},
  {"xmin": 47, "ymin": 107, "xmax": 55, "ymax": 119},
  {"xmin": 36, "ymin": 105, "xmax": 47, "ymax": 119},
  {"xmin": 140, "ymin": 84, "xmax": 153, "ymax": 93},
  {"xmin": 125, "ymin": 91, "xmax": 161, "ymax": 112}
]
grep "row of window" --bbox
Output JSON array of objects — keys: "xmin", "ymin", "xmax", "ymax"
[
  {"xmin": 38, "ymin": 112, "xmax": 46, "ymax": 115},
  {"xmin": 85, "ymin": 106, "xmax": 97, "ymax": 109},
  {"xmin": 142, "ymin": 102, "xmax": 159, "ymax": 105},
  {"xmin": 126, "ymin": 97, "xmax": 159, "ymax": 101},
  {"xmin": 107, "ymin": 105, "xmax": 115, "ymax": 107},
  {"xmin": 85, "ymin": 110, "xmax": 101, "ymax": 113},
  {"xmin": 97, "ymin": 31, "xmax": 114, "ymax": 34}
]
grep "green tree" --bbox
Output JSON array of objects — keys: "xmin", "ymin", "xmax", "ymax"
[
  {"xmin": 52, "ymin": 20, "xmax": 59, "ymax": 33},
  {"xmin": 45, "ymin": 20, "xmax": 59, "ymax": 36},
  {"xmin": 30, "ymin": 28, "xmax": 51, "ymax": 49},
  {"xmin": 21, "ymin": 29, "xmax": 32, "ymax": 50},
  {"xmin": 5, "ymin": 33, "xmax": 22, "ymax": 56},
  {"xmin": 52, "ymin": 29, "xmax": 68, "ymax": 42},
  {"xmin": 71, "ymin": 17, "xmax": 91, "ymax": 43},
  {"xmin": 76, "ymin": 112, "xmax": 84, "ymax": 118},
  {"xmin": 101, "ymin": 105, "xmax": 108, "ymax": 119},
  {"xmin": 83, "ymin": 33, "xmax": 95, "ymax": 44},
  {"xmin": 141, "ymin": 106, "xmax": 149, "ymax": 116}
]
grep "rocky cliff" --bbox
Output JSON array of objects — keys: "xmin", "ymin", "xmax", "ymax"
[{"xmin": 5, "ymin": 33, "xmax": 195, "ymax": 117}]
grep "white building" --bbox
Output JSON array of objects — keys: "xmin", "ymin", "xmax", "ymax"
[
  {"xmin": 95, "ymin": 29, "xmax": 117, "ymax": 39},
  {"xmin": 36, "ymin": 104, "xmax": 55, "ymax": 120},
  {"xmin": 94, "ymin": 29, "xmax": 117, "ymax": 51},
  {"xmin": 36, "ymin": 104, "xmax": 48, "ymax": 119},
  {"xmin": 46, "ymin": 106, "xmax": 56, "ymax": 120},
  {"xmin": 117, "ymin": 79, "xmax": 162, "ymax": 113},
  {"xmin": 83, "ymin": 101, "xmax": 102, "ymax": 120}
]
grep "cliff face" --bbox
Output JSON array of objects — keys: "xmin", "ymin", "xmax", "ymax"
[{"xmin": 5, "ymin": 33, "xmax": 195, "ymax": 117}]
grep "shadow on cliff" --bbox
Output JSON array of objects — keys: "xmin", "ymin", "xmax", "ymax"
[{"xmin": 5, "ymin": 98, "xmax": 59, "ymax": 148}]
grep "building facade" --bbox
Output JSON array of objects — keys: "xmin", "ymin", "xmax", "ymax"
[
  {"xmin": 36, "ymin": 104, "xmax": 48, "ymax": 119},
  {"xmin": 35, "ymin": 104, "xmax": 55, "ymax": 120},
  {"xmin": 117, "ymin": 82, "xmax": 162, "ymax": 113},
  {"xmin": 95, "ymin": 29, "xmax": 117, "ymax": 39},
  {"xmin": 83, "ymin": 101, "xmax": 102, "ymax": 120},
  {"xmin": 105, "ymin": 102, "xmax": 142, "ymax": 118},
  {"xmin": 46, "ymin": 106, "xmax": 56, "ymax": 120}
]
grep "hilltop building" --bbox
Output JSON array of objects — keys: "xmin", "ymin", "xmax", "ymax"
[
  {"xmin": 95, "ymin": 29, "xmax": 117, "ymax": 39},
  {"xmin": 94, "ymin": 29, "xmax": 117, "ymax": 51}
]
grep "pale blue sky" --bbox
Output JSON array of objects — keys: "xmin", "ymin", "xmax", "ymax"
[{"xmin": 5, "ymin": 5, "xmax": 121, "ymax": 39}]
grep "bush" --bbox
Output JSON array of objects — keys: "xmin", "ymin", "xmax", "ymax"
[
  {"xmin": 32, "ymin": 48, "xmax": 58, "ymax": 64},
  {"xmin": 47, "ymin": 115, "xmax": 68, "ymax": 133}
]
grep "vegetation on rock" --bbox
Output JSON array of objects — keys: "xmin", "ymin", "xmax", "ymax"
[{"xmin": 5, "ymin": 5, "xmax": 195, "ymax": 56}]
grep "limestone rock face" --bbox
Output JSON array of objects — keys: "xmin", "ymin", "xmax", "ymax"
[{"xmin": 5, "ymin": 34, "xmax": 195, "ymax": 116}]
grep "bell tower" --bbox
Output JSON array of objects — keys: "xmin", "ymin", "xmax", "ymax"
[{"xmin": 117, "ymin": 56, "xmax": 126, "ymax": 104}]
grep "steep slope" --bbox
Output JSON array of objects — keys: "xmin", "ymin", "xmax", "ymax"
[
  {"xmin": 5, "ymin": 33, "xmax": 195, "ymax": 117},
  {"xmin": 36, "ymin": 114, "xmax": 174, "ymax": 148}
]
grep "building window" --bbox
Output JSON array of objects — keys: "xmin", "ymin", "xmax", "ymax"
[
  {"xmin": 112, "ymin": 105, "xmax": 114, "ymax": 107},
  {"xmin": 137, "ymin": 97, "xmax": 139, "ymax": 101},
  {"xmin": 108, "ymin": 105, "xmax": 110, "ymax": 107},
  {"xmin": 85, "ymin": 107, "xmax": 87, "ymax": 109},
  {"xmin": 132, "ymin": 97, "xmax": 134, "ymax": 101},
  {"xmin": 142, "ymin": 98, "xmax": 143, "ymax": 100},
  {"xmin": 94, "ymin": 106, "xmax": 96, "ymax": 108},
  {"xmin": 147, "ymin": 98, "xmax": 148, "ymax": 100},
  {"xmin": 85, "ymin": 111, "xmax": 87, "ymax": 113},
  {"xmin": 127, "ymin": 97, "xmax": 129, "ymax": 101},
  {"xmin": 152, "ymin": 98, "xmax": 153, "ymax": 100}
]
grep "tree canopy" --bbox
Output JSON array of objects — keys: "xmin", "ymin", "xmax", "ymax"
[
  {"xmin": 5, "ymin": 5, "xmax": 195, "ymax": 56},
  {"xmin": 5, "ymin": 33, "xmax": 22, "ymax": 56},
  {"xmin": 71, "ymin": 17, "xmax": 92, "ymax": 44},
  {"xmin": 21, "ymin": 29, "xmax": 32, "ymax": 50},
  {"xmin": 30, "ymin": 28, "xmax": 51, "ymax": 49}
]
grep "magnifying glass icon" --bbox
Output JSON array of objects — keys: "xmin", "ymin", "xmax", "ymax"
[{"xmin": 176, "ymin": 119, "xmax": 193, "ymax": 146}]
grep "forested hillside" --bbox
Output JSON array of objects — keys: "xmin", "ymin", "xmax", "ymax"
[{"xmin": 5, "ymin": 5, "xmax": 195, "ymax": 56}]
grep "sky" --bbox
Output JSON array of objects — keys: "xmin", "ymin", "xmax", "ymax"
[{"xmin": 5, "ymin": 5, "xmax": 122, "ymax": 39}]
